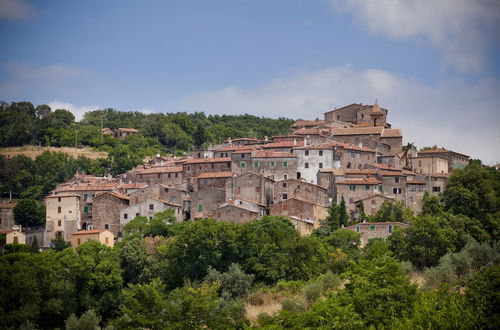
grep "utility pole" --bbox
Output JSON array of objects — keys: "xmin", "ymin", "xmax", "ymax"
[{"xmin": 100, "ymin": 118, "xmax": 103, "ymax": 144}]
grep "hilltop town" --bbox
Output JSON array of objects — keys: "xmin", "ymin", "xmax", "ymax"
[{"xmin": 1, "ymin": 102, "xmax": 470, "ymax": 247}]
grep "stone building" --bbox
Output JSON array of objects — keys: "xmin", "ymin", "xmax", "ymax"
[
  {"xmin": 71, "ymin": 229, "xmax": 114, "ymax": 248},
  {"xmin": 291, "ymin": 119, "xmax": 326, "ymax": 131},
  {"xmin": 410, "ymin": 155, "xmax": 448, "ymax": 174},
  {"xmin": 44, "ymin": 194, "xmax": 81, "ymax": 247},
  {"xmin": 92, "ymin": 191, "xmax": 130, "ymax": 236},
  {"xmin": 426, "ymin": 174, "xmax": 450, "ymax": 195},
  {"xmin": 377, "ymin": 171, "xmax": 408, "ymax": 201},
  {"xmin": 273, "ymin": 178, "xmax": 329, "ymax": 206},
  {"xmin": 293, "ymin": 141, "xmax": 376, "ymax": 184},
  {"xmin": 128, "ymin": 184, "xmax": 191, "ymax": 220},
  {"xmin": 196, "ymin": 171, "xmax": 233, "ymax": 190},
  {"xmin": 232, "ymin": 150, "xmax": 297, "ymax": 182},
  {"xmin": 406, "ymin": 178, "xmax": 426, "ymax": 213},
  {"xmin": 190, "ymin": 187, "xmax": 226, "ymax": 219},
  {"xmin": 417, "ymin": 148, "xmax": 469, "ymax": 172},
  {"xmin": 120, "ymin": 198, "xmax": 183, "ymax": 225},
  {"xmin": 335, "ymin": 177, "xmax": 383, "ymax": 216},
  {"xmin": 0, "ymin": 202, "xmax": 16, "ymax": 231},
  {"xmin": 182, "ymin": 158, "xmax": 232, "ymax": 184},
  {"xmin": 345, "ymin": 222, "xmax": 409, "ymax": 247},
  {"xmin": 0, "ymin": 228, "xmax": 26, "ymax": 245},
  {"xmin": 226, "ymin": 172, "xmax": 275, "ymax": 207},
  {"xmin": 354, "ymin": 194, "xmax": 395, "ymax": 217},
  {"xmin": 210, "ymin": 199, "xmax": 266, "ymax": 224},
  {"xmin": 126, "ymin": 166, "xmax": 183, "ymax": 186},
  {"xmin": 270, "ymin": 198, "xmax": 328, "ymax": 231},
  {"xmin": 324, "ymin": 102, "xmax": 389, "ymax": 127},
  {"xmin": 114, "ymin": 128, "xmax": 139, "ymax": 139}
]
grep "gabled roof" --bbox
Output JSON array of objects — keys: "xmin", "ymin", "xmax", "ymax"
[
  {"xmin": 380, "ymin": 129, "xmax": 402, "ymax": 138},
  {"xmin": 337, "ymin": 178, "xmax": 381, "ymax": 185},
  {"xmin": 354, "ymin": 194, "xmax": 394, "ymax": 203},
  {"xmin": 213, "ymin": 203, "xmax": 259, "ymax": 214},
  {"xmin": 95, "ymin": 191, "xmax": 130, "ymax": 200},
  {"xmin": 117, "ymin": 128, "xmax": 139, "ymax": 133},
  {"xmin": 418, "ymin": 148, "xmax": 469, "ymax": 158},
  {"xmin": 332, "ymin": 126, "xmax": 384, "ymax": 136},
  {"xmin": 262, "ymin": 141, "xmax": 305, "ymax": 148},
  {"xmin": 72, "ymin": 229, "xmax": 107, "ymax": 235},
  {"xmin": 0, "ymin": 202, "xmax": 17, "ymax": 208},
  {"xmin": 184, "ymin": 157, "xmax": 231, "ymax": 164},
  {"xmin": 291, "ymin": 119, "xmax": 326, "ymax": 128},
  {"xmin": 276, "ymin": 178, "xmax": 328, "ymax": 191},
  {"xmin": 252, "ymin": 151, "xmax": 296, "ymax": 158},
  {"xmin": 134, "ymin": 166, "xmax": 183, "ymax": 174}
]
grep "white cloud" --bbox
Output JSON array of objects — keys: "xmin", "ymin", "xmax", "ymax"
[
  {"xmin": 47, "ymin": 101, "xmax": 101, "ymax": 122},
  {"xmin": 330, "ymin": 0, "xmax": 500, "ymax": 74},
  {"xmin": 0, "ymin": 0, "xmax": 37, "ymax": 20},
  {"xmin": 6, "ymin": 61, "xmax": 92, "ymax": 81},
  {"xmin": 182, "ymin": 66, "xmax": 500, "ymax": 164}
]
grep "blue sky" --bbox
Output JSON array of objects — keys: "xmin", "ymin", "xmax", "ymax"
[{"xmin": 1, "ymin": 0, "xmax": 499, "ymax": 163}]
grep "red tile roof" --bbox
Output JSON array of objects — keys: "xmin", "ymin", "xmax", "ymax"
[
  {"xmin": 184, "ymin": 157, "xmax": 231, "ymax": 164},
  {"xmin": 46, "ymin": 194, "xmax": 81, "ymax": 198},
  {"xmin": 378, "ymin": 170, "xmax": 405, "ymax": 177},
  {"xmin": 332, "ymin": 127, "xmax": 384, "ymax": 136},
  {"xmin": 0, "ymin": 202, "xmax": 17, "ymax": 208},
  {"xmin": 196, "ymin": 171, "xmax": 234, "ymax": 179},
  {"xmin": 291, "ymin": 120, "xmax": 326, "ymax": 128},
  {"xmin": 135, "ymin": 166, "xmax": 183, "ymax": 174},
  {"xmin": 96, "ymin": 191, "xmax": 130, "ymax": 200},
  {"xmin": 407, "ymin": 179, "xmax": 426, "ymax": 184},
  {"xmin": 418, "ymin": 148, "xmax": 469, "ymax": 158},
  {"xmin": 117, "ymin": 128, "xmax": 139, "ymax": 133},
  {"xmin": 72, "ymin": 229, "xmax": 107, "ymax": 235},
  {"xmin": 380, "ymin": 129, "xmax": 402, "ymax": 138},
  {"xmin": 294, "ymin": 141, "xmax": 375, "ymax": 152},
  {"xmin": 262, "ymin": 141, "xmax": 305, "ymax": 148},
  {"xmin": 118, "ymin": 182, "xmax": 147, "ymax": 189}
]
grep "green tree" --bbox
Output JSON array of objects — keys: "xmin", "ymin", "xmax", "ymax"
[
  {"xmin": 14, "ymin": 199, "xmax": 45, "ymax": 227},
  {"xmin": 465, "ymin": 265, "xmax": 500, "ymax": 329},
  {"xmin": 420, "ymin": 190, "xmax": 443, "ymax": 216},
  {"xmin": 339, "ymin": 196, "xmax": 349, "ymax": 227},
  {"xmin": 373, "ymin": 200, "xmax": 413, "ymax": 223},
  {"xmin": 65, "ymin": 310, "xmax": 101, "ymax": 330},
  {"xmin": 51, "ymin": 232, "xmax": 71, "ymax": 251},
  {"xmin": 204, "ymin": 263, "xmax": 255, "ymax": 298}
]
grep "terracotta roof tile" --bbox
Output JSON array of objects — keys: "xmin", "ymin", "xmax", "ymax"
[
  {"xmin": 332, "ymin": 127, "xmax": 384, "ymax": 136},
  {"xmin": 337, "ymin": 178, "xmax": 381, "ymax": 185},
  {"xmin": 291, "ymin": 120, "xmax": 326, "ymax": 128},
  {"xmin": 380, "ymin": 129, "xmax": 402, "ymax": 138},
  {"xmin": 0, "ymin": 202, "xmax": 17, "ymax": 208},
  {"xmin": 135, "ymin": 166, "xmax": 183, "ymax": 174},
  {"xmin": 262, "ymin": 141, "xmax": 304, "ymax": 148},
  {"xmin": 96, "ymin": 191, "xmax": 130, "ymax": 200},
  {"xmin": 196, "ymin": 171, "xmax": 234, "ymax": 179},
  {"xmin": 72, "ymin": 229, "xmax": 107, "ymax": 235},
  {"xmin": 184, "ymin": 157, "xmax": 231, "ymax": 164},
  {"xmin": 117, "ymin": 128, "xmax": 139, "ymax": 133},
  {"xmin": 252, "ymin": 151, "xmax": 296, "ymax": 158},
  {"xmin": 118, "ymin": 182, "xmax": 147, "ymax": 189},
  {"xmin": 294, "ymin": 141, "xmax": 375, "ymax": 152}
]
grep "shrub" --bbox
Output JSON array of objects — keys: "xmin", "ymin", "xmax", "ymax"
[
  {"xmin": 281, "ymin": 296, "xmax": 307, "ymax": 313},
  {"xmin": 204, "ymin": 263, "xmax": 255, "ymax": 298},
  {"xmin": 275, "ymin": 280, "xmax": 304, "ymax": 294},
  {"xmin": 318, "ymin": 271, "xmax": 341, "ymax": 292},
  {"xmin": 303, "ymin": 281, "xmax": 323, "ymax": 304}
]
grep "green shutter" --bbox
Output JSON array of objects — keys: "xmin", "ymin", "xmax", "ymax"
[
  {"xmin": 83, "ymin": 206, "xmax": 88, "ymax": 213},
  {"xmin": 198, "ymin": 204, "xmax": 203, "ymax": 211},
  {"xmin": 240, "ymin": 162, "xmax": 246, "ymax": 168},
  {"xmin": 254, "ymin": 162, "xmax": 259, "ymax": 168},
  {"xmin": 271, "ymin": 161, "xmax": 275, "ymax": 167},
  {"xmin": 283, "ymin": 161, "xmax": 288, "ymax": 168},
  {"xmin": 370, "ymin": 225, "xmax": 375, "ymax": 230}
]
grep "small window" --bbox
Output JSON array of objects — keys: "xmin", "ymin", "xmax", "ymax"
[
  {"xmin": 104, "ymin": 224, "xmax": 109, "ymax": 230},
  {"xmin": 282, "ymin": 193, "xmax": 288, "ymax": 200},
  {"xmin": 356, "ymin": 226, "xmax": 360, "ymax": 233},
  {"xmin": 83, "ymin": 194, "xmax": 88, "ymax": 201},
  {"xmin": 369, "ymin": 225, "xmax": 375, "ymax": 230},
  {"xmin": 365, "ymin": 185, "xmax": 370, "ymax": 190},
  {"xmin": 378, "ymin": 185, "xmax": 383, "ymax": 192},
  {"xmin": 283, "ymin": 174, "xmax": 288, "ymax": 180},
  {"xmin": 198, "ymin": 204, "xmax": 203, "ymax": 211},
  {"xmin": 349, "ymin": 185, "xmax": 356, "ymax": 191},
  {"xmin": 371, "ymin": 199, "xmax": 376, "ymax": 205},
  {"xmin": 283, "ymin": 182, "xmax": 287, "ymax": 188},
  {"xmin": 175, "ymin": 173, "xmax": 178, "ymax": 178},
  {"xmin": 227, "ymin": 162, "xmax": 231, "ymax": 168},
  {"xmin": 168, "ymin": 173, "xmax": 171, "ymax": 178},
  {"xmin": 124, "ymin": 213, "xmax": 128, "ymax": 219},
  {"xmin": 136, "ymin": 213, "xmax": 139, "ymax": 217},
  {"xmin": 240, "ymin": 162, "xmax": 246, "ymax": 168},
  {"xmin": 319, "ymin": 150, "xmax": 323, "ymax": 156},
  {"xmin": 271, "ymin": 161, "xmax": 275, "ymax": 167},
  {"xmin": 58, "ymin": 220, "xmax": 61, "ymax": 226},
  {"xmin": 164, "ymin": 188, "xmax": 169, "ymax": 192},
  {"xmin": 388, "ymin": 225, "xmax": 393, "ymax": 234},
  {"xmin": 211, "ymin": 164, "xmax": 215, "ymax": 169},
  {"xmin": 58, "ymin": 197, "xmax": 61, "ymax": 202},
  {"xmin": 241, "ymin": 154, "xmax": 245, "ymax": 158},
  {"xmin": 305, "ymin": 150, "xmax": 309, "ymax": 156},
  {"xmin": 254, "ymin": 162, "xmax": 259, "ymax": 168},
  {"xmin": 157, "ymin": 174, "xmax": 161, "ymax": 179},
  {"xmin": 305, "ymin": 163, "xmax": 309, "ymax": 168},
  {"xmin": 149, "ymin": 204, "xmax": 154, "ymax": 210},
  {"xmin": 393, "ymin": 188, "xmax": 402, "ymax": 194},
  {"xmin": 283, "ymin": 161, "xmax": 288, "ymax": 168},
  {"xmin": 319, "ymin": 163, "xmax": 323, "ymax": 168},
  {"xmin": 58, "ymin": 206, "xmax": 61, "ymax": 213},
  {"xmin": 188, "ymin": 165, "xmax": 191, "ymax": 171},
  {"xmin": 77, "ymin": 238, "xmax": 81, "ymax": 245},
  {"xmin": 83, "ymin": 206, "xmax": 88, "ymax": 214},
  {"xmin": 433, "ymin": 186, "xmax": 441, "ymax": 192},
  {"xmin": 395, "ymin": 177, "xmax": 400, "ymax": 183}
]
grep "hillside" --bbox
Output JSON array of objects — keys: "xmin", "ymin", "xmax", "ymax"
[{"xmin": 0, "ymin": 146, "xmax": 108, "ymax": 160}]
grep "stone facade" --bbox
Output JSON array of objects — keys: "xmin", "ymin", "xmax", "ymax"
[
  {"xmin": 226, "ymin": 173, "xmax": 274, "ymax": 207},
  {"xmin": 335, "ymin": 178, "xmax": 382, "ymax": 216},
  {"xmin": 354, "ymin": 194, "xmax": 395, "ymax": 217},
  {"xmin": 417, "ymin": 148, "xmax": 469, "ymax": 172},
  {"xmin": 210, "ymin": 204, "xmax": 259, "ymax": 224},
  {"xmin": 196, "ymin": 171, "xmax": 233, "ymax": 190},
  {"xmin": 270, "ymin": 198, "xmax": 328, "ymax": 230},
  {"xmin": 273, "ymin": 178, "xmax": 329, "ymax": 206},
  {"xmin": 345, "ymin": 222, "xmax": 409, "ymax": 247},
  {"xmin": 183, "ymin": 158, "xmax": 232, "ymax": 184},
  {"xmin": 0, "ymin": 202, "xmax": 16, "ymax": 231},
  {"xmin": 190, "ymin": 187, "xmax": 226, "ymax": 219},
  {"xmin": 71, "ymin": 229, "xmax": 114, "ymax": 248},
  {"xmin": 92, "ymin": 192, "xmax": 130, "ymax": 236},
  {"xmin": 44, "ymin": 194, "xmax": 81, "ymax": 247},
  {"xmin": 411, "ymin": 155, "xmax": 449, "ymax": 174},
  {"xmin": 324, "ymin": 103, "xmax": 388, "ymax": 127},
  {"xmin": 120, "ymin": 198, "xmax": 182, "ymax": 225}
]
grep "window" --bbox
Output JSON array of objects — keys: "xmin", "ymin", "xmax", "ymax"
[
  {"xmin": 365, "ymin": 185, "xmax": 370, "ymax": 190},
  {"xmin": 58, "ymin": 197, "xmax": 61, "ymax": 202},
  {"xmin": 305, "ymin": 150, "xmax": 309, "ymax": 156},
  {"xmin": 104, "ymin": 224, "xmax": 109, "ymax": 230},
  {"xmin": 124, "ymin": 213, "xmax": 128, "ymax": 219},
  {"xmin": 157, "ymin": 174, "xmax": 161, "ymax": 179},
  {"xmin": 168, "ymin": 173, "xmax": 171, "ymax": 178},
  {"xmin": 419, "ymin": 160, "xmax": 422, "ymax": 167},
  {"xmin": 77, "ymin": 238, "xmax": 81, "ymax": 245},
  {"xmin": 240, "ymin": 162, "xmax": 246, "ymax": 168},
  {"xmin": 283, "ymin": 182, "xmax": 287, "ymax": 188},
  {"xmin": 13, "ymin": 236, "xmax": 18, "ymax": 244},
  {"xmin": 198, "ymin": 166, "xmax": 202, "ymax": 171},
  {"xmin": 371, "ymin": 199, "xmax": 376, "ymax": 205},
  {"xmin": 305, "ymin": 163, "xmax": 309, "ymax": 168},
  {"xmin": 270, "ymin": 174, "xmax": 275, "ymax": 180},
  {"xmin": 349, "ymin": 185, "xmax": 356, "ymax": 191},
  {"xmin": 58, "ymin": 206, "xmax": 61, "ymax": 213},
  {"xmin": 83, "ymin": 206, "xmax": 88, "ymax": 214},
  {"xmin": 282, "ymin": 193, "xmax": 288, "ymax": 200},
  {"xmin": 433, "ymin": 186, "xmax": 441, "ymax": 192},
  {"xmin": 105, "ymin": 237, "xmax": 109, "ymax": 245},
  {"xmin": 356, "ymin": 226, "xmax": 360, "ymax": 233},
  {"xmin": 198, "ymin": 204, "xmax": 203, "ymax": 211},
  {"xmin": 164, "ymin": 188, "xmax": 169, "ymax": 192},
  {"xmin": 236, "ymin": 187, "xmax": 241, "ymax": 194},
  {"xmin": 393, "ymin": 188, "xmax": 402, "ymax": 194},
  {"xmin": 83, "ymin": 194, "xmax": 88, "ymax": 201},
  {"xmin": 283, "ymin": 174, "xmax": 288, "ymax": 180},
  {"xmin": 388, "ymin": 225, "xmax": 393, "ymax": 233},
  {"xmin": 149, "ymin": 204, "xmax": 154, "ymax": 210},
  {"xmin": 337, "ymin": 115, "xmax": 340, "ymax": 120},
  {"xmin": 58, "ymin": 220, "xmax": 61, "ymax": 226},
  {"xmin": 227, "ymin": 162, "xmax": 231, "ymax": 168},
  {"xmin": 188, "ymin": 165, "xmax": 191, "ymax": 171},
  {"xmin": 256, "ymin": 187, "xmax": 261, "ymax": 194},
  {"xmin": 297, "ymin": 172, "xmax": 301, "ymax": 179},
  {"xmin": 319, "ymin": 163, "xmax": 323, "ymax": 168},
  {"xmin": 254, "ymin": 162, "xmax": 259, "ymax": 168},
  {"xmin": 395, "ymin": 177, "xmax": 400, "ymax": 183},
  {"xmin": 241, "ymin": 153, "xmax": 245, "ymax": 158},
  {"xmin": 378, "ymin": 185, "xmax": 383, "ymax": 192},
  {"xmin": 175, "ymin": 173, "xmax": 178, "ymax": 178},
  {"xmin": 347, "ymin": 162, "xmax": 352, "ymax": 168},
  {"xmin": 271, "ymin": 161, "xmax": 275, "ymax": 167},
  {"xmin": 211, "ymin": 163, "xmax": 215, "ymax": 169},
  {"xmin": 170, "ymin": 196, "xmax": 177, "ymax": 202},
  {"xmin": 319, "ymin": 150, "xmax": 323, "ymax": 156},
  {"xmin": 135, "ymin": 213, "xmax": 139, "ymax": 217},
  {"xmin": 283, "ymin": 161, "xmax": 288, "ymax": 168},
  {"xmin": 369, "ymin": 225, "xmax": 375, "ymax": 230}
]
